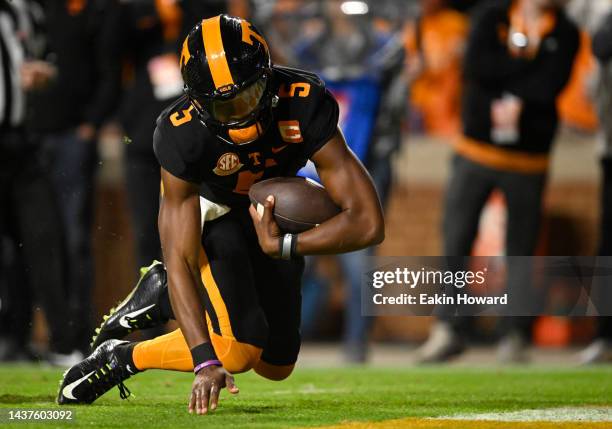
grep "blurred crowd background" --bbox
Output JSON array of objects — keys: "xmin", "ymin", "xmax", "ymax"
[{"xmin": 1, "ymin": 0, "xmax": 611, "ymax": 366}]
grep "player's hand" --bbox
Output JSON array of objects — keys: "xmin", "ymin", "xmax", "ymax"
[
  {"xmin": 189, "ymin": 365, "xmax": 238, "ymax": 415},
  {"xmin": 249, "ymin": 195, "xmax": 282, "ymax": 258}
]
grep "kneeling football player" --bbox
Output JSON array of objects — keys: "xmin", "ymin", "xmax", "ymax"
[{"xmin": 58, "ymin": 14, "xmax": 384, "ymax": 414}]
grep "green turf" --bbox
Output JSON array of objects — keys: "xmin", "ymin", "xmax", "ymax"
[{"xmin": 0, "ymin": 365, "xmax": 610, "ymax": 428}]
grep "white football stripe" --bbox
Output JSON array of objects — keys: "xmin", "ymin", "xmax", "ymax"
[{"xmin": 435, "ymin": 407, "xmax": 612, "ymax": 422}]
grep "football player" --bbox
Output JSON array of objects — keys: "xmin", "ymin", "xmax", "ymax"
[{"xmin": 57, "ymin": 15, "xmax": 384, "ymax": 414}]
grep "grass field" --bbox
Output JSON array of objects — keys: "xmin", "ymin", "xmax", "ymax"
[{"xmin": 0, "ymin": 365, "xmax": 610, "ymax": 428}]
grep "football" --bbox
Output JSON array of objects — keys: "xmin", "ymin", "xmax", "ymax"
[{"xmin": 249, "ymin": 177, "xmax": 341, "ymax": 233}]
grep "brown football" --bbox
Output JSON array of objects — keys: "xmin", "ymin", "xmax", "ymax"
[{"xmin": 249, "ymin": 177, "xmax": 341, "ymax": 233}]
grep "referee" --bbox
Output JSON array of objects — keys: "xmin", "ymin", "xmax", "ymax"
[{"xmin": 0, "ymin": 0, "xmax": 78, "ymax": 365}]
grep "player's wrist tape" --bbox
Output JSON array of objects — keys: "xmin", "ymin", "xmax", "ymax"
[
  {"xmin": 190, "ymin": 342, "xmax": 219, "ymax": 371},
  {"xmin": 194, "ymin": 360, "xmax": 223, "ymax": 374},
  {"xmin": 279, "ymin": 233, "xmax": 297, "ymax": 260}
]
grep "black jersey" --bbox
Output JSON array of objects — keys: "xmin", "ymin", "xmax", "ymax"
[{"xmin": 153, "ymin": 66, "xmax": 339, "ymax": 207}]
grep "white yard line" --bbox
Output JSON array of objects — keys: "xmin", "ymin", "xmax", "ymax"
[{"xmin": 436, "ymin": 407, "xmax": 612, "ymax": 422}]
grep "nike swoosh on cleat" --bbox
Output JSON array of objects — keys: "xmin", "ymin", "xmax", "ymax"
[
  {"xmin": 271, "ymin": 145, "xmax": 288, "ymax": 154},
  {"xmin": 62, "ymin": 371, "xmax": 95, "ymax": 400},
  {"xmin": 118, "ymin": 304, "xmax": 156, "ymax": 329}
]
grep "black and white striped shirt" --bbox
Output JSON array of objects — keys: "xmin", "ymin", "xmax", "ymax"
[{"xmin": 0, "ymin": 0, "xmax": 33, "ymax": 128}]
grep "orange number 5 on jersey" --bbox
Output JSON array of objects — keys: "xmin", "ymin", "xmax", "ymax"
[{"xmin": 170, "ymin": 105, "xmax": 194, "ymax": 127}]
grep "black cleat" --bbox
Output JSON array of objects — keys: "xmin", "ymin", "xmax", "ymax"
[
  {"xmin": 91, "ymin": 261, "xmax": 168, "ymax": 350},
  {"xmin": 57, "ymin": 340, "xmax": 137, "ymax": 405}
]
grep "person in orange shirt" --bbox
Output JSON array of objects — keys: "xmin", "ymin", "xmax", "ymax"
[
  {"xmin": 404, "ymin": 0, "xmax": 469, "ymax": 136},
  {"xmin": 415, "ymin": 0, "xmax": 579, "ymax": 364},
  {"xmin": 581, "ymin": 3, "xmax": 612, "ymax": 364}
]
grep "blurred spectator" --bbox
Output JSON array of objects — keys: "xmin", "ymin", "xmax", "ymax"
[
  {"xmin": 26, "ymin": 0, "xmax": 123, "ymax": 354},
  {"xmin": 108, "ymin": 1, "xmax": 226, "ymax": 343},
  {"xmin": 555, "ymin": 0, "xmax": 610, "ymax": 132},
  {"xmin": 116, "ymin": 0, "xmax": 183, "ymax": 274},
  {"xmin": 0, "ymin": 0, "xmax": 77, "ymax": 364},
  {"xmin": 286, "ymin": 0, "xmax": 406, "ymax": 362},
  {"xmin": 404, "ymin": 0, "xmax": 468, "ymax": 136},
  {"xmin": 415, "ymin": 0, "xmax": 579, "ymax": 363},
  {"xmin": 579, "ymin": 4, "xmax": 612, "ymax": 364},
  {"xmin": 115, "ymin": 0, "xmax": 225, "ymax": 275},
  {"xmin": 262, "ymin": 0, "xmax": 313, "ymax": 65}
]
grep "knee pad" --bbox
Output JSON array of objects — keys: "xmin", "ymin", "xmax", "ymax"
[
  {"xmin": 253, "ymin": 360, "xmax": 295, "ymax": 381},
  {"xmin": 210, "ymin": 332, "xmax": 262, "ymax": 374}
]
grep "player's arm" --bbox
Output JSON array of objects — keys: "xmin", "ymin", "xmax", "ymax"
[
  {"xmin": 298, "ymin": 129, "xmax": 385, "ymax": 253},
  {"xmin": 159, "ymin": 168, "xmax": 209, "ymax": 352},
  {"xmin": 159, "ymin": 168, "xmax": 238, "ymax": 415},
  {"xmin": 250, "ymin": 128, "xmax": 384, "ymax": 256}
]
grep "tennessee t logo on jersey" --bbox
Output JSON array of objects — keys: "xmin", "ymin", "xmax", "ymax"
[
  {"xmin": 213, "ymin": 152, "xmax": 244, "ymax": 176},
  {"xmin": 278, "ymin": 120, "xmax": 303, "ymax": 143}
]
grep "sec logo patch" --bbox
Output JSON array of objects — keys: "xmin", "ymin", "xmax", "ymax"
[
  {"xmin": 213, "ymin": 152, "xmax": 244, "ymax": 176},
  {"xmin": 278, "ymin": 120, "xmax": 303, "ymax": 143}
]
